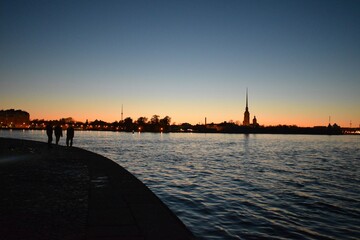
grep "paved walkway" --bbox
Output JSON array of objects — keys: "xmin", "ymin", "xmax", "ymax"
[{"xmin": 0, "ymin": 137, "xmax": 195, "ymax": 240}]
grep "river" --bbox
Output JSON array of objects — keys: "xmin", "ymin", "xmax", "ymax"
[{"xmin": 1, "ymin": 130, "xmax": 359, "ymax": 239}]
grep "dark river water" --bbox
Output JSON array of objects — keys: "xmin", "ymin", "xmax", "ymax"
[{"xmin": 1, "ymin": 130, "xmax": 360, "ymax": 239}]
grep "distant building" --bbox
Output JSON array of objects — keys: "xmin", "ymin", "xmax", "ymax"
[
  {"xmin": 243, "ymin": 89, "xmax": 250, "ymax": 126},
  {"xmin": 253, "ymin": 116, "xmax": 257, "ymax": 126},
  {"xmin": 0, "ymin": 109, "xmax": 30, "ymax": 128}
]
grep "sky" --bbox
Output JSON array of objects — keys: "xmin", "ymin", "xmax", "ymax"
[{"xmin": 1, "ymin": 0, "xmax": 359, "ymax": 127}]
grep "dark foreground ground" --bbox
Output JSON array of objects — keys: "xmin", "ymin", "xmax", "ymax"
[{"xmin": 0, "ymin": 137, "xmax": 195, "ymax": 240}]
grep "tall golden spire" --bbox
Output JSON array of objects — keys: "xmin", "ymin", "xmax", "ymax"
[
  {"xmin": 243, "ymin": 88, "xmax": 250, "ymax": 126},
  {"xmin": 246, "ymin": 88, "xmax": 248, "ymax": 111}
]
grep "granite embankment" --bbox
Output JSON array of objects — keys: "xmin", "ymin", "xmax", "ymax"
[{"xmin": 0, "ymin": 137, "xmax": 195, "ymax": 240}]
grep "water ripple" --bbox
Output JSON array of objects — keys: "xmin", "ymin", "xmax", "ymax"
[{"xmin": 2, "ymin": 131, "xmax": 360, "ymax": 239}]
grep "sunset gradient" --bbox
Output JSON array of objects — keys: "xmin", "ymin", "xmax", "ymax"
[{"xmin": 1, "ymin": 0, "xmax": 359, "ymax": 127}]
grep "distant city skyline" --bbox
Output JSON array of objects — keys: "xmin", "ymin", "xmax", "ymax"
[{"xmin": 1, "ymin": 0, "xmax": 359, "ymax": 127}]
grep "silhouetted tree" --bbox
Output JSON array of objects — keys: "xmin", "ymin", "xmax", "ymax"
[
  {"xmin": 111, "ymin": 121, "xmax": 119, "ymax": 130},
  {"xmin": 160, "ymin": 116, "xmax": 171, "ymax": 132},
  {"xmin": 92, "ymin": 119, "xmax": 107, "ymax": 127},
  {"xmin": 178, "ymin": 123, "xmax": 193, "ymax": 132},
  {"xmin": 136, "ymin": 117, "xmax": 148, "ymax": 126},
  {"xmin": 149, "ymin": 115, "xmax": 160, "ymax": 131},
  {"xmin": 150, "ymin": 115, "xmax": 160, "ymax": 125},
  {"xmin": 160, "ymin": 116, "xmax": 171, "ymax": 125},
  {"xmin": 123, "ymin": 117, "xmax": 134, "ymax": 132},
  {"xmin": 135, "ymin": 117, "xmax": 147, "ymax": 131}
]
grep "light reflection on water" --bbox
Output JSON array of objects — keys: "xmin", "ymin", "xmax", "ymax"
[{"xmin": 1, "ymin": 130, "xmax": 360, "ymax": 239}]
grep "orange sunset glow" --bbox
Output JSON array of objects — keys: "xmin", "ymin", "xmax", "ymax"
[{"xmin": 1, "ymin": 1, "xmax": 359, "ymax": 128}]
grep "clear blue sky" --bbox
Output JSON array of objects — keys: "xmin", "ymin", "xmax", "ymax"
[{"xmin": 1, "ymin": 0, "xmax": 359, "ymax": 126}]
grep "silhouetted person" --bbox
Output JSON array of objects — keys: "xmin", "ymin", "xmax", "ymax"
[
  {"xmin": 54, "ymin": 124, "xmax": 63, "ymax": 145},
  {"xmin": 46, "ymin": 123, "xmax": 53, "ymax": 148},
  {"xmin": 66, "ymin": 125, "xmax": 74, "ymax": 147}
]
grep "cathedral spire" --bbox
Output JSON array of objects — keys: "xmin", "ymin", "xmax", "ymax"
[
  {"xmin": 243, "ymin": 88, "xmax": 250, "ymax": 126},
  {"xmin": 246, "ymin": 88, "xmax": 248, "ymax": 111}
]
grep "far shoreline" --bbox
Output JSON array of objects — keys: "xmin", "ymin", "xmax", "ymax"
[{"xmin": 1, "ymin": 127, "xmax": 358, "ymax": 135}]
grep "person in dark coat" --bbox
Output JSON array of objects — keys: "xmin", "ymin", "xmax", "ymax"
[
  {"xmin": 46, "ymin": 123, "xmax": 53, "ymax": 148},
  {"xmin": 66, "ymin": 124, "xmax": 75, "ymax": 147},
  {"xmin": 54, "ymin": 124, "xmax": 63, "ymax": 145}
]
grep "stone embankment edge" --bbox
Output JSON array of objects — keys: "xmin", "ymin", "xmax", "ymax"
[{"xmin": 0, "ymin": 137, "xmax": 195, "ymax": 240}]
